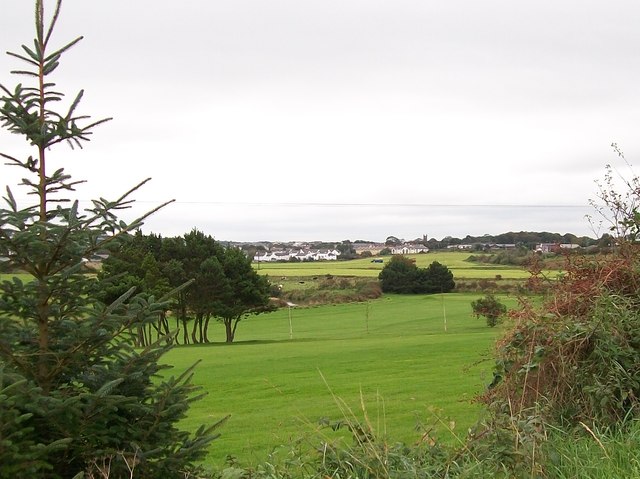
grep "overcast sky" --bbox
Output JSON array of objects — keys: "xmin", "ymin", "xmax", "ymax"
[{"xmin": 2, "ymin": 0, "xmax": 640, "ymax": 242}]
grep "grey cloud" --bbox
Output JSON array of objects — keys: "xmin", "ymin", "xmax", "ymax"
[{"xmin": 2, "ymin": 0, "xmax": 640, "ymax": 241}]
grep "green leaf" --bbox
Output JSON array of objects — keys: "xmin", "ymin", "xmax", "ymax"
[
  {"xmin": 9, "ymin": 70, "xmax": 39, "ymax": 78},
  {"xmin": 3, "ymin": 186, "xmax": 17, "ymax": 211},
  {"xmin": 21, "ymin": 44, "xmax": 40, "ymax": 61},
  {"xmin": 42, "ymin": 54, "xmax": 60, "ymax": 75},
  {"xmin": 42, "ymin": 62, "xmax": 59, "ymax": 75},
  {"xmin": 6, "ymin": 50, "xmax": 39, "ymax": 67},
  {"xmin": 43, "ymin": 36, "xmax": 83, "ymax": 62},
  {"xmin": 105, "ymin": 286, "xmax": 137, "ymax": 313},
  {"xmin": 95, "ymin": 378, "xmax": 124, "ymax": 397},
  {"xmin": 65, "ymin": 89, "xmax": 84, "ymax": 119}
]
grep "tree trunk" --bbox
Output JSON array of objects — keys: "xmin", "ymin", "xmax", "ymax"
[
  {"xmin": 182, "ymin": 318, "xmax": 189, "ymax": 344},
  {"xmin": 151, "ymin": 315, "xmax": 161, "ymax": 342},
  {"xmin": 158, "ymin": 312, "xmax": 170, "ymax": 343},
  {"xmin": 224, "ymin": 319, "xmax": 234, "ymax": 343},
  {"xmin": 203, "ymin": 315, "xmax": 211, "ymax": 343},
  {"xmin": 36, "ymin": 283, "xmax": 51, "ymax": 394},
  {"xmin": 231, "ymin": 317, "xmax": 241, "ymax": 343},
  {"xmin": 198, "ymin": 316, "xmax": 204, "ymax": 343},
  {"xmin": 136, "ymin": 326, "xmax": 144, "ymax": 347},
  {"xmin": 161, "ymin": 312, "xmax": 170, "ymax": 335},
  {"xmin": 175, "ymin": 315, "xmax": 181, "ymax": 344},
  {"xmin": 224, "ymin": 316, "xmax": 242, "ymax": 343},
  {"xmin": 191, "ymin": 313, "xmax": 201, "ymax": 344}
]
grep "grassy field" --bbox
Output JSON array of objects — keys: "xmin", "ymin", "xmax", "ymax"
[
  {"xmin": 0, "ymin": 273, "xmax": 33, "ymax": 282},
  {"xmin": 254, "ymin": 251, "xmax": 547, "ymax": 279},
  {"xmin": 1, "ymin": 251, "xmax": 551, "ymax": 283},
  {"xmin": 1, "ymin": 264, "xmax": 524, "ymax": 469},
  {"xmin": 165, "ymin": 292, "xmax": 518, "ymax": 468}
]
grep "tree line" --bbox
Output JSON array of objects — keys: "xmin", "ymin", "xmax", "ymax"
[
  {"xmin": 97, "ymin": 230, "xmax": 274, "ymax": 345},
  {"xmin": 424, "ymin": 231, "xmax": 602, "ymax": 250}
]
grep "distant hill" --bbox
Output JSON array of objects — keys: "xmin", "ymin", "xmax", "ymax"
[
  {"xmin": 425, "ymin": 231, "xmax": 600, "ymax": 249},
  {"xmin": 231, "ymin": 231, "xmax": 605, "ymax": 252}
]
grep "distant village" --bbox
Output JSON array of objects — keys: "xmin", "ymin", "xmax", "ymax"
[
  {"xmin": 252, "ymin": 242, "xmax": 434, "ymax": 262},
  {"xmin": 253, "ymin": 248, "xmax": 342, "ymax": 262},
  {"xmin": 252, "ymin": 239, "xmax": 582, "ymax": 262},
  {"xmin": 1, "ymin": 232, "xmax": 592, "ymax": 267}
]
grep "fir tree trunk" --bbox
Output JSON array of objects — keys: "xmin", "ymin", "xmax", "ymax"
[
  {"xmin": 35, "ymin": 3, "xmax": 50, "ymax": 396},
  {"xmin": 36, "ymin": 285, "xmax": 51, "ymax": 394}
]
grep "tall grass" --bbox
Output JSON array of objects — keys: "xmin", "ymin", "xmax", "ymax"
[{"xmin": 543, "ymin": 421, "xmax": 640, "ymax": 478}]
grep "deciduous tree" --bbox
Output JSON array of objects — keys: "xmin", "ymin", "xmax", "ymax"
[
  {"xmin": 215, "ymin": 246, "xmax": 274, "ymax": 342},
  {"xmin": 100, "ymin": 229, "xmax": 274, "ymax": 344}
]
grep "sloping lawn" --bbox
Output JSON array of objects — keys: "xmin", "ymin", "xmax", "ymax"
[{"xmin": 165, "ymin": 293, "xmax": 513, "ymax": 467}]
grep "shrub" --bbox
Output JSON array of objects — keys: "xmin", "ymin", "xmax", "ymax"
[
  {"xmin": 378, "ymin": 256, "xmax": 455, "ymax": 294},
  {"xmin": 470, "ymin": 156, "xmax": 640, "ymax": 476},
  {"xmin": 471, "ymin": 294, "xmax": 507, "ymax": 327},
  {"xmin": 355, "ymin": 280, "xmax": 382, "ymax": 300}
]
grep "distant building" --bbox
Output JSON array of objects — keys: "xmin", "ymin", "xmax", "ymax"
[
  {"xmin": 447, "ymin": 244, "xmax": 474, "ymax": 250},
  {"xmin": 390, "ymin": 244, "xmax": 429, "ymax": 255},
  {"xmin": 253, "ymin": 248, "xmax": 341, "ymax": 262},
  {"xmin": 536, "ymin": 243, "xmax": 580, "ymax": 253},
  {"xmin": 447, "ymin": 243, "xmax": 516, "ymax": 250},
  {"xmin": 353, "ymin": 242, "xmax": 386, "ymax": 255}
]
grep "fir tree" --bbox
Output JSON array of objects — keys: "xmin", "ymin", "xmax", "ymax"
[{"xmin": 0, "ymin": 1, "xmax": 225, "ymax": 477}]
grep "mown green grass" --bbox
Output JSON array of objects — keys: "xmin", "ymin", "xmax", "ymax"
[
  {"xmin": 0, "ymin": 271, "xmax": 520, "ymax": 469},
  {"xmin": 0, "ymin": 273, "xmax": 33, "ymax": 282},
  {"xmin": 165, "ymin": 293, "xmax": 517, "ymax": 468},
  {"xmin": 255, "ymin": 251, "xmax": 552, "ymax": 280}
]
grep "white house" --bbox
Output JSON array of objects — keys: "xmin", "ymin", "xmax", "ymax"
[
  {"xmin": 254, "ymin": 248, "xmax": 341, "ymax": 262},
  {"xmin": 312, "ymin": 249, "xmax": 340, "ymax": 260},
  {"xmin": 536, "ymin": 243, "xmax": 580, "ymax": 253},
  {"xmin": 253, "ymin": 250, "xmax": 293, "ymax": 262},
  {"xmin": 446, "ymin": 244, "xmax": 473, "ymax": 250},
  {"xmin": 390, "ymin": 244, "xmax": 430, "ymax": 255}
]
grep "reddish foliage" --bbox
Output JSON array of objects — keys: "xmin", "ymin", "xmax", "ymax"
[
  {"xmin": 548, "ymin": 246, "xmax": 639, "ymax": 318},
  {"xmin": 479, "ymin": 242, "xmax": 640, "ymax": 425}
]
